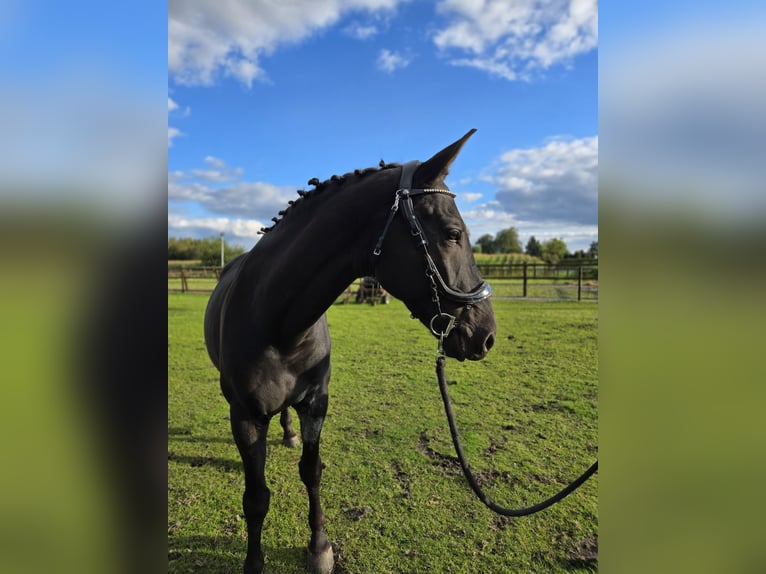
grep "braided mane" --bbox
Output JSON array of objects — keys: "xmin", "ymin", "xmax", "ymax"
[{"xmin": 259, "ymin": 160, "xmax": 401, "ymax": 234}]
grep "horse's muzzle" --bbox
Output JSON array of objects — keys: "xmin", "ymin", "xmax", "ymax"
[{"xmin": 443, "ymin": 325, "xmax": 496, "ymax": 361}]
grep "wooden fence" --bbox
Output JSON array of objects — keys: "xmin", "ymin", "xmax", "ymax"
[
  {"xmin": 167, "ymin": 266, "xmax": 221, "ymax": 293},
  {"xmin": 475, "ymin": 262, "xmax": 598, "ymax": 301},
  {"xmin": 168, "ymin": 262, "xmax": 598, "ymax": 301}
]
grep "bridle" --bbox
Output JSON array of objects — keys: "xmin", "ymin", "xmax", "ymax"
[{"xmin": 372, "ymin": 161, "xmax": 492, "ymax": 352}]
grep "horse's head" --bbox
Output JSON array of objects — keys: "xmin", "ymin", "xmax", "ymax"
[{"xmin": 372, "ymin": 129, "xmax": 496, "ymax": 361}]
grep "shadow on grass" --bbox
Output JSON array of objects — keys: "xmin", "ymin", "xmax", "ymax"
[
  {"xmin": 168, "ymin": 535, "xmax": 242, "ymax": 573},
  {"xmin": 169, "ymin": 535, "xmax": 310, "ymax": 573},
  {"xmin": 167, "ymin": 452, "xmax": 241, "ymax": 473},
  {"xmin": 169, "ymin": 435, "xmax": 233, "ymax": 445},
  {"xmin": 169, "ymin": 428, "xmax": 302, "ymax": 451}
]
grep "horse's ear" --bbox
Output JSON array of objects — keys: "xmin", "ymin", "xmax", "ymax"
[{"xmin": 415, "ymin": 128, "xmax": 477, "ymax": 186}]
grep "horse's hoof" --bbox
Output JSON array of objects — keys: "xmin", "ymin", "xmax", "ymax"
[
  {"xmin": 282, "ymin": 434, "xmax": 300, "ymax": 448},
  {"xmin": 307, "ymin": 545, "xmax": 334, "ymax": 574}
]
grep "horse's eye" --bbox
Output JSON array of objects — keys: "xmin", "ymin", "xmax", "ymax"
[{"xmin": 447, "ymin": 229, "xmax": 462, "ymax": 242}]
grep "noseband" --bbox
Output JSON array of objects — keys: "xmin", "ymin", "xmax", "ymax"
[{"xmin": 373, "ymin": 161, "xmax": 492, "ymax": 349}]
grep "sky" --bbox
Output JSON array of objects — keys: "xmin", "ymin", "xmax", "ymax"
[{"xmin": 168, "ymin": 0, "xmax": 599, "ymax": 253}]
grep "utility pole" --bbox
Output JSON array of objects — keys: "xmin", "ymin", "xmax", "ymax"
[{"xmin": 220, "ymin": 232, "xmax": 225, "ymax": 268}]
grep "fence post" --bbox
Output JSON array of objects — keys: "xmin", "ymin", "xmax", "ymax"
[
  {"xmin": 577, "ymin": 265, "xmax": 583, "ymax": 301},
  {"xmin": 522, "ymin": 262, "xmax": 528, "ymax": 297},
  {"xmin": 180, "ymin": 269, "xmax": 188, "ymax": 293}
]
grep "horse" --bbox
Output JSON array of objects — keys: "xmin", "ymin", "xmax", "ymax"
[{"xmin": 203, "ymin": 129, "xmax": 496, "ymax": 574}]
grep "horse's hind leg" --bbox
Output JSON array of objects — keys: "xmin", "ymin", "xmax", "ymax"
[
  {"xmin": 296, "ymin": 394, "xmax": 334, "ymax": 574},
  {"xmin": 230, "ymin": 403, "xmax": 271, "ymax": 574},
  {"xmin": 280, "ymin": 408, "xmax": 299, "ymax": 448}
]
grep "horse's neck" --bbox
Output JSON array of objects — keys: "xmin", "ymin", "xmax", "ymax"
[{"xmin": 240, "ymin": 187, "xmax": 381, "ymax": 342}]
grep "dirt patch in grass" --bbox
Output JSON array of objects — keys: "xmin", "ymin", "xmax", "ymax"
[
  {"xmin": 389, "ymin": 459, "xmax": 412, "ymax": 498},
  {"xmin": 341, "ymin": 506, "xmax": 371, "ymax": 521},
  {"xmin": 566, "ymin": 536, "xmax": 598, "ymax": 570},
  {"xmin": 417, "ymin": 430, "xmax": 461, "ymax": 472}
]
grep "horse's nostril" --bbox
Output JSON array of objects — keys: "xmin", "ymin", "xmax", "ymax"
[{"xmin": 485, "ymin": 333, "xmax": 495, "ymax": 351}]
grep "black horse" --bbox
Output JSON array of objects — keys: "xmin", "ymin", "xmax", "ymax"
[{"xmin": 204, "ymin": 129, "xmax": 496, "ymax": 574}]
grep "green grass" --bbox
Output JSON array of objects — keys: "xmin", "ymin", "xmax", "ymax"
[{"xmin": 168, "ymin": 294, "xmax": 598, "ymax": 573}]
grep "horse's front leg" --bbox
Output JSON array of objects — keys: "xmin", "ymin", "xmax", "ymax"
[
  {"xmin": 230, "ymin": 402, "xmax": 271, "ymax": 574},
  {"xmin": 296, "ymin": 393, "xmax": 333, "ymax": 574}
]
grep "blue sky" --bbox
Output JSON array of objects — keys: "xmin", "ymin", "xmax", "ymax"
[{"xmin": 168, "ymin": 0, "xmax": 598, "ymax": 253}]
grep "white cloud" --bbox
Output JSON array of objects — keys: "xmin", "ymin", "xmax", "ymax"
[
  {"xmin": 168, "ymin": 213, "xmax": 265, "ymax": 248},
  {"xmin": 377, "ymin": 48, "xmax": 411, "ymax": 73},
  {"xmin": 461, "ymin": 192, "xmax": 482, "ymax": 202},
  {"xmin": 169, "ymin": 155, "xmax": 296, "ymax": 221},
  {"xmin": 491, "ymin": 135, "xmax": 597, "ymax": 225},
  {"xmin": 168, "ymin": 126, "xmax": 182, "ymax": 147},
  {"xmin": 462, "ymin": 207, "xmax": 520, "ymax": 237},
  {"xmin": 168, "ymin": 177, "xmax": 295, "ymax": 220},
  {"xmin": 345, "ymin": 23, "xmax": 379, "ymax": 39},
  {"xmin": 224, "ymin": 56, "xmax": 262, "ymax": 87},
  {"xmin": 202, "ymin": 156, "xmax": 226, "ymax": 169},
  {"xmin": 169, "ymin": 0, "xmax": 405, "ymax": 87},
  {"xmin": 205, "ymin": 181, "xmax": 295, "ymax": 219},
  {"xmin": 434, "ymin": 0, "xmax": 597, "ymax": 80},
  {"xmin": 168, "ymin": 96, "xmax": 191, "ymax": 117},
  {"xmin": 168, "ymin": 97, "xmax": 189, "ymax": 147},
  {"xmin": 190, "ymin": 156, "xmax": 244, "ymax": 182}
]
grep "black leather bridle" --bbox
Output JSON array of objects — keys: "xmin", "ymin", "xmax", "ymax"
[{"xmin": 372, "ymin": 161, "xmax": 492, "ymax": 346}]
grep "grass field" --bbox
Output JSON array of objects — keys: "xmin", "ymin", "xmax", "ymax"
[{"xmin": 168, "ymin": 294, "xmax": 598, "ymax": 573}]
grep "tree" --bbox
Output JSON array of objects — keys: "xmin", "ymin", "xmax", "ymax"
[
  {"xmin": 566, "ymin": 249, "xmax": 587, "ymax": 259},
  {"xmin": 493, "ymin": 227, "xmax": 522, "ymax": 253},
  {"xmin": 541, "ymin": 238, "xmax": 568, "ymax": 264},
  {"xmin": 168, "ymin": 236, "xmax": 246, "ymax": 265},
  {"xmin": 588, "ymin": 240, "xmax": 598, "ymax": 259},
  {"xmin": 525, "ymin": 236, "xmax": 542, "ymax": 258},
  {"xmin": 168, "ymin": 237, "xmax": 198, "ymax": 260},
  {"xmin": 198, "ymin": 236, "xmax": 246, "ymax": 266},
  {"xmin": 475, "ymin": 234, "xmax": 496, "ymax": 254}
]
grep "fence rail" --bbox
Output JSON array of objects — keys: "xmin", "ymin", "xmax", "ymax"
[
  {"xmin": 168, "ymin": 262, "xmax": 598, "ymax": 301},
  {"xmin": 475, "ymin": 262, "xmax": 598, "ymax": 300}
]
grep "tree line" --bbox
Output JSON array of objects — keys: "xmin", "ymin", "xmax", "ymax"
[
  {"xmin": 168, "ymin": 236, "xmax": 246, "ymax": 266},
  {"xmin": 474, "ymin": 227, "xmax": 597, "ymax": 265},
  {"xmin": 169, "ymin": 230, "xmax": 597, "ymax": 267}
]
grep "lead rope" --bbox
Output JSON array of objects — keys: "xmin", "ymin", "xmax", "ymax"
[{"xmin": 435, "ymin": 355, "xmax": 598, "ymax": 516}]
